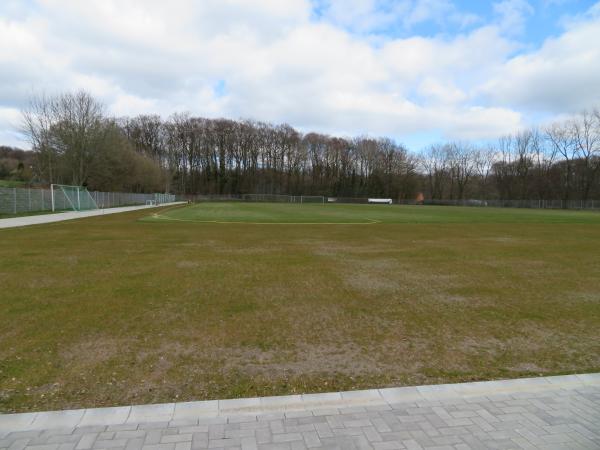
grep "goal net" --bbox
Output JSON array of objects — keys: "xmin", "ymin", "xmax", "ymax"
[
  {"xmin": 51, "ymin": 184, "xmax": 98, "ymax": 212},
  {"xmin": 296, "ymin": 195, "xmax": 325, "ymax": 204},
  {"xmin": 242, "ymin": 194, "xmax": 325, "ymax": 204},
  {"xmin": 242, "ymin": 194, "xmax": 291, "ymax": 203}
]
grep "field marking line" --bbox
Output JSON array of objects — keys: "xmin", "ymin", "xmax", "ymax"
[
  {"xmin": 153, "ymin": 203, "xmax": 190, "ymax": 215},
  {"xmin": 149, "ymin": 214, "xmax": 381, "ymax": 225}
]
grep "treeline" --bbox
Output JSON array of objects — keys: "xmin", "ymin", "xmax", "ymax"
[
  {"xmin": 121, "ymin": 114, "xmax": 416, "ymax": 198},
  {"xmin": 0, "ymin": 146, "xmax": 35, "ymax": 181},
  {"xmin": 17, "ymin": 91, "xmax": 600, "ymax": 200},
  {"xmin": 21, "ymin": 92, "xmax": 167, "ymax": 193},
  {"xmin": 420, "ymin": 112, "xmax": 600, "ymax": 202}
]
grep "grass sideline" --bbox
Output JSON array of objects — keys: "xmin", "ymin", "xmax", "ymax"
[{"xmin": 1, "ymin": 203, "xmax": 599, "ymax": 412}]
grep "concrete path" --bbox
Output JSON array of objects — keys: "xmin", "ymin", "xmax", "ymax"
[
  {"xmin": 0, "ymin": 203, "xmax": 185, "ymax": 229},
  {"xmin": 1, "ymin": 374, "xmax": 598, "ymax": 449}
]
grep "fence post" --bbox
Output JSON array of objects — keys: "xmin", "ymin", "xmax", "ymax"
[{"xmin": 13, "ymin": 188, "xmax": 17, "ymax": 214}]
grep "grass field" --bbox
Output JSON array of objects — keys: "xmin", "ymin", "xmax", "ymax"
[
  {"xmin": 0, "ymin": 179, "xmax": 27, "ymax": 188},
  {"xmin": 148, "ymin": 201, "xmax": 600, "ymax": 224},
  {"xmin": 1, "ymin": 202, "xmax": 600, "ymax": 413}
]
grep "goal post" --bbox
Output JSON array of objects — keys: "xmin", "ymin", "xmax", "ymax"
[
  {"xmin": 51, "ymin": 184, "xmax": 98, "ymax": 212},
  {"xmin": 299, "ymin": 195, "xmax": 325, "ymax": 204},
  {"xmin": 239, "ymin": 194, "xmax": 325, "ymax": 204}
]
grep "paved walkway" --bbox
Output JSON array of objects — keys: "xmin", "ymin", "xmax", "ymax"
[
  {"xmin": 0, "ymin": 203, "xmax": 185, "ymax": 229},
  {"xmin": 1, "ymin": 374, "xmax": 599, "ymax": 449}
]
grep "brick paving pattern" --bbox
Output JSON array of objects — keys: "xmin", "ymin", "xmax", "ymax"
[{"xmin": 1, "ymin": 378, "xmax": 598, "ymax": 449}]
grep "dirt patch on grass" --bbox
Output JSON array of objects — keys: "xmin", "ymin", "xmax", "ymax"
[
  {"xmin": 338, "ymin": 257, "xmax": 462, "ymax": 302},
  {"xmin": 509, "ymin": 362, "xmax": 546, "ymax": 372},
  {"xmin": 131, "ymin": 340, "xmax": 401, "ymax": 380},
  {"xmin": 570, "ymin": 291, "xmax": 600, "ymax": 302},
  {"xmin": 480, "ymin": 236, "xmax": 522, "ymax": 243},
  {"xmin": 176, "ymin": 260, "xmax": 201, "ymax": 269},
  {"xmin": 25, "ymin": 276, "xmax": 57, "ymax": 289},
  {"xmin": 59, "ymin": 337, "xmax": 124, "ymax": 368}
]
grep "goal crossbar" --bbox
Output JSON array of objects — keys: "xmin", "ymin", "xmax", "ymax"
[{"xmin": 242, "ymin": 194, "xmax": 325, "ymax": 204}]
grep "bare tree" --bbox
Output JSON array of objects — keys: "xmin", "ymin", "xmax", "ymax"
[
  {"xmin": 474, "ymin": 147, "xmax": 496, "ymax": 199},
  {"xmin": 447, "ymin": 143, "xmax": 477, "ymax": 200},
  {"xmin": 21, "ymin": 93, "xmax": 60, "ymax": 183},
  {"xmin": 21, "ymin": 91, "xmax": 105, "ymax": 185},
  {"xmin": 546, "ymin": 121, "xmax": 578, "ymax": 202},
  {"xmin": 571, "ymin": 110, "xmax": 600, "ymax": 201},
  {"xmin": 420, "ymin": 144, "xmax": 449, "ymax": 199}
]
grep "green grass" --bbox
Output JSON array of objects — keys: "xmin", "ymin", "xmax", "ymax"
[
  {"xmin": 147, "ymin": 201, "xmax": 600, "ymax": 224},
  {"xmin": 0, "ymin": 179, "xmax": 27, "ymax": 188},
  {"xmin": 1, "ymin": 202, "xmax": 599, "ymax": 413}
]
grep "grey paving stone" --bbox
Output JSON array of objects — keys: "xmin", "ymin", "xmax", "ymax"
[
  {"xmin": 173, "ymin": 443, "xmax": 190, "ymax": 450},
  {"xmin": 79, "ymin": 409, "xmax": 130, "ymax": 428},
  {"xmin": 172, "ymin": 403, "xmax": 218, "ymax": 423},
  {"xmin": 300, "ymin": 432, "xmax": 320, "ymax": 449},
  {"xmin": 73, "ymin": 428, "xmax": 106, "ymax": 436},
  {"xmin": 45, "ymin": 436, "xmax": 80, "ymax": 445},
  {"xmin": 75, "ymin": 433, "xmax": 98, "ymax": 450},
  {"xmin": 141, "ymin": 445, "xmax": 174, "ymax": 450},
  {"xmin": 31, "ymin": 412, "xmax": 85, "ymax": 431},
  {"xmin": 0, "ymin": 415, "xmax": 38, "ymax": 434},
  {"xmin": 218, "ymin": 399, "xmax": 260, "ymax": 415},
  {"xmin": 9, "ymin": 438, "xmax": 33, "ymax": 450},
  {"xmin": 105, "ymin": 426, "xmax": 137, "ymax": 433},
  {"xmin": 207, "ymin": 437, "xmax": 240, "ymax": 448},
  {"xmin": 25, "ymin": 445, "xmax": 59, "ymax": 450},
  {"xmin": 160, "ymin": 436, "xmax": 192, "ymax": 445},
  {"xmin": 240, "ymin": 436, "xmax": 258, "ymax": 450},
  {"xmin": 92, "ymin": 439, "xmax": 127, "ymax": 449},
  {"xmin": 137, "ymin": 425, "xmax": 170, "ymax": 432},
  {"xmin": 128, "ymin": 406, "xmax": 174, "ymax": 425},
  {"xmin": 281, "ymin": 413, "xmax": 310, "ymax": 421},
  {"xmin": 379, "ymin": 388, "xmax": 422, "ymax": 405},
  {"xmin": 143, "ymin": 431, "xmax": 162, "ymax": 446},
  {"xmin": 271, "ymin": 434, "xmax": 302, "ymax": 444},
  {"xmin": 300, "ymin": 394, "xmax": 341, "ymax": 406},
  {"xmin": 3, "ymin": 376, "xmax": 599, "ymax": 449}
]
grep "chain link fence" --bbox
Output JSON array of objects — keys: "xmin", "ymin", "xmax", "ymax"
[
  {"xmin": 186, "ymin": 194, "xmax": 600, "ymax": 210},
  {"xmin": 394, "ymin": 198, "xmax": 600, "ymax": 209},
  {"xmin": 0, "ymin": 187, "xmax": 176, "ymax": 215}
]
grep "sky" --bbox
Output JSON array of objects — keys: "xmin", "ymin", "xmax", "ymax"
[{"xmin": 1, "ymin": 0, "xmax": 599, "ymax": 151}]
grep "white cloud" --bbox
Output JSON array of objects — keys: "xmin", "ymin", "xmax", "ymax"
[
  {"xmin": 482, "ymin": 6, "xmax": 600, "ymax": 113},
  {"xmin": 0, "ymin": 0, "xmax": 599, "ymax": 150},
  {"xmin": 403, "ymin": 0, "xmax": 457, "ymax": 28},
  {"xmin": 0, "ymin": 107, "xmax": 25, "ymax": 148},
  {"xmin": 493, "ymin": 0, "xmax": 534, "ymax": 35},
  {"xmin": 418, "ymin": 78, "xmax": 467, "ymax": 104},
  {"xmin": 317, "ymin": 0, "xmax": 480, "ymax": 33}
]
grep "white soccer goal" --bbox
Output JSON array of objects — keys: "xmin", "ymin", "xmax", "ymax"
[
  {"xmin": 51, "ymin": 184, "xmax": 98, "ymax": 212},
  {"xmin": 242, "ymin": 194, "xmax": 325, "ymax": 204},
  {"xmin": 297, "ymin": 195, "xmax": 325, "ymax": 204}
]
